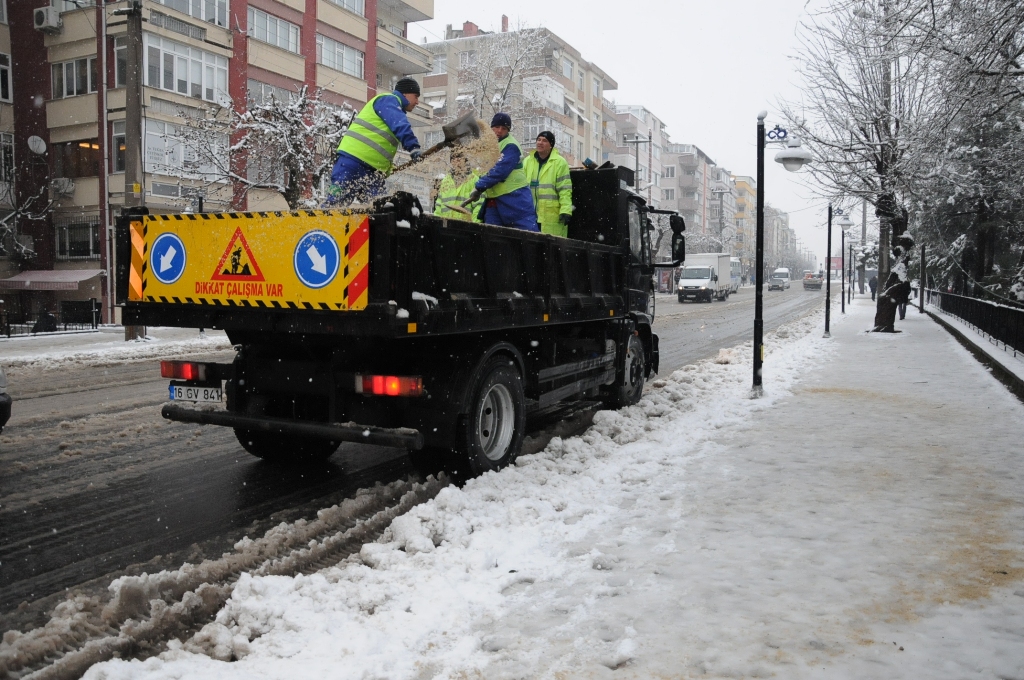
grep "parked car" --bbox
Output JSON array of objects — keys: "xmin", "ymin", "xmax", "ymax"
[{"xmin": 0, "ymin": 366, "xmax": 10, "ymax": 433}]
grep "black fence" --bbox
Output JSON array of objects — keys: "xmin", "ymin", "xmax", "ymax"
[
  {"xmin": 1, "ymin": 300, "xmax": 102, "ymax": 337},
  {"xmin": 926, "ymin": 289, "xmax": 1024, "ymax": 356}
]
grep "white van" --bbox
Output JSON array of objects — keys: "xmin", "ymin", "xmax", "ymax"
[{"xmin": 768, "ymin": 268, "xmax": 791, "ymax": 291}]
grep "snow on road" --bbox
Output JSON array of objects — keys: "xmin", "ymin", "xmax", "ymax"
[
  {"xmin": 77, "ymin": 302, "xmax": 1024, "ymax": 679},
  {"xmin": 1, "ymin": 328, "xmax": 231, "ymax": 371}
]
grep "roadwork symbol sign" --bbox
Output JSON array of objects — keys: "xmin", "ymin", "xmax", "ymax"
[
  {"xmin": 294, "ymin": 230, "xmax": 341, "ymax": 289},
  {"xmin": 212, "ymin": 227, "xmax": 265, "ymax": 281},
  {"xmin": 150, "ymin": 232, "xmax": 187, "ymax": 285}
]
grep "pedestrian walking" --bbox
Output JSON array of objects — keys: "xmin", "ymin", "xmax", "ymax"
[{"xmin": 869, "ymin": 275, "xmax": 878, "ymax": 301}]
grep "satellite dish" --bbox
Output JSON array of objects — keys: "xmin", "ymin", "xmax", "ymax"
[{"xmin": 27, "ymin": 136, "xmax": 47, "ymax": 155}]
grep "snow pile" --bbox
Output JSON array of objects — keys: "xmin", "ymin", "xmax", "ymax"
[
  {"xmin": 83, "ymin": 312, "xmax": 834, "ymax": 679},
  {"xmin": 3, "ymin": 331, "xmax": 232, "ymax": 372}
]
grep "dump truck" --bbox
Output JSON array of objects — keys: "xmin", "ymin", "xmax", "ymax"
[{"xmin": 116, "ymin": 166, "xmax": 686, "ymax": 477}]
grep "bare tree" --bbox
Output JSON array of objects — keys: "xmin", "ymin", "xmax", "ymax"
[
  {"xmin": 450, "ymin": 22, "xmax": 548, "ymax": 124},
  {"xmin": 175, "ymin": 86, "xmax": 353, "ymax": 210},
  {"xmin": 0, "ymin": 177, "xmax": 53, "ymax": 265},
  {"xmin": 782, "ymin": 0, "xmax": 940, "ymax": 330}
]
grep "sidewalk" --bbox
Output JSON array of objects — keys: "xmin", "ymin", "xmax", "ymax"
[
  {"xmin": 80, "ymin": 297, "xmax": 1024, "ymax": 680},
  {"xmin": 0, "ymin": 327, "xmax": 230, "ymax": 368}
]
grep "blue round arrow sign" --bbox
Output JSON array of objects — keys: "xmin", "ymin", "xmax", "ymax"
[
  {"xmin": 294, "ymin": 230, "xmax": 340, "ymax": 289},
  {"xmin": 150, "ymin": 233, "xmax": 187, "ymax": 285}
]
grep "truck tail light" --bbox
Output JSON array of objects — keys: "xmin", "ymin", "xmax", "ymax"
[
  {"xmin": 161, "ymin": 360, "xmax": 207, "ymax": 382},
  {"xmin": 354, "ymin": 374, "xmax": 423, "ymax": 397}
]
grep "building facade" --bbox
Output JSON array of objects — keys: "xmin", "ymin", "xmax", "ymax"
[
  {"xmin": 0, "ymin": 0, "xmax": 433, "ymax": 325},
  {"xmin": 421, "ymin": 20, "xmax": 616, "ymax": 175}
]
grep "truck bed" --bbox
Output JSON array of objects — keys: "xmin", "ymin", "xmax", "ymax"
[{"xmin": 118, "ymin": 170, "xmax": 632, "ymax": 339}]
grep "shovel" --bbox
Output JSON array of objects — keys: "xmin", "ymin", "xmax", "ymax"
[{"xmin": 392, "ymin": 113, "xmax": 481, "ymax": 172}]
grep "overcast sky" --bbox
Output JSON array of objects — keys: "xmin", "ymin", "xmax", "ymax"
[{"xmin": 409, "ymin": 0, "xmax": 878, "ymax": 267}]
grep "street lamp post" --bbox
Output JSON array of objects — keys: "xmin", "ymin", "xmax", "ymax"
[
  {"xmin": 753, "ymin": 112, "xmax": 812, "ymax": 395},
  {"xmin": 837, "ymin": 212, "xmax": 853, "ymax": 315},
  {"xmin": 825, "ymin": 205, "xmax": 833, "ymax": 337}
]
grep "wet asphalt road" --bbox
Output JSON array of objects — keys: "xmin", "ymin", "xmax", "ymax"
[{"xmin": 0, "ymin": 285, "xmax": 826, "ymax": 617}]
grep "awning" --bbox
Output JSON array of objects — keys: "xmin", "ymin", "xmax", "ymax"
[{"xmin": 0, "ymin": 269, "xmax": 105, "ymax": 291}]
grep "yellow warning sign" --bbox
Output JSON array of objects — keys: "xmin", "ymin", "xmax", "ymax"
[
  {"xmin": 212, "ymin": 227, "xmax": 265, "ymax": 281},
  {"xmin": 134, "ymin": 211, "xmax": 371, "ymax": 310}
]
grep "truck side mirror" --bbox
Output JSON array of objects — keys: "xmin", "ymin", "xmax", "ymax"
[
  {"xmin": 671, "ymin": 233, "xmax": 685, "ymax": 265},
  {"xmin": 669, "ymin": 214, "xmax": 685, "ymax": 234}
]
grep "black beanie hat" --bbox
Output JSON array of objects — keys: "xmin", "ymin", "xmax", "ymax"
[
  {"xmin": 537, "ymin": 130, "xmax": 556, "ymax": 147},
  {"xmin": 395, "ymin": 78, "xmax": 420, "ymax": 96}
]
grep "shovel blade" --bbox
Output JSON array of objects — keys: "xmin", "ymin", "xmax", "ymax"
[{"xmin": 442, "ymin": 113, "xmax": 481, "ymax": 143}]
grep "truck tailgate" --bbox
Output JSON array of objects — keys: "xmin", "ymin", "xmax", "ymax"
[{"xmin": 127, "ymin": 211, "xmax": 370, "ymax": 310}]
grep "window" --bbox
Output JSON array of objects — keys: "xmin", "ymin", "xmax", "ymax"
[
  {"xmin": 54, "ymin": 139, "xmax": 101, "ymax": 178},
  {"xmin": 247, "ymin": 7, "xmax": 300, "ymax": 53},
  {"xmin": 561, "ymin": 57, "xmax": 573, "ymax": 81},
  {"xmin": 578, "ymin": 70, "xmax": 584, "ymax": 91},
  {"xmin": 151, "ymin": 0, "xmax": 227, "ymax": 27},
  {"xmin": 316, "ymin": 34, "xmax": 364, "ymax": 79},
  {"xmin": 429, "ymin": 53, "xmax": 447, "ymax": 75},
  {"xmin": 114, "ymin": 37, "xmax": 127, "ymax": 87},
  {"xmin": 55, "ymin": 218, "xmax": 101, "ymax": 260},
  {"xmin": 53, "ymin": 0, "xmax": 95, "ymax": 10},
  {"xmin": 593, "ymin": 146, "xmax": 600, "ymax": 162},
  {"xmin": 51, "ymin": 57, "xmax": 98, "ymax": 99},
  {"xmin": 144, "ymin": 33, "xmax": 228, "ymax": 102},
  {"xmin": 459, "ymin": 50, "xmax": 477, "ymax": 68},
  {"xmin": 0, "ymin": 1, "xmax": 6, "ymax": 24},
  {"xmin": 112, "ymin": 121, "xmax": 126, "ymax": 172},
  {"xmin": 247, "ymin": 79, "xmax": 296, "ymax": 104},
  {"xmin": 653, "ymin": 144, "xmax": 661, "ymax": 160},
  {"xmin": 0, "ymin": 132, "xmax": 13, "ymax": 183},
  {"xmin": 0, "ymin": 53, "xmax": 9, "ymax": 102},
  {"xmin": 664, "ymin": 165, "xmax": 675, "ymax": 179},
  {"xmin": 577, "ymin": 140, "xmax": 583, "ymax": 160},
  {"xmin": 325, "ymin": 0, "xmax": 364, "ymax": 16},
  {"xmin": 592, "ymin": 77, "xmax": 600, "ymax": 98}
]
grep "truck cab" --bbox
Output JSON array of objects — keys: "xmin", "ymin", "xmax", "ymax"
[{"xmin": 677, "ymin": 265, "xmax": 717, "ymax": 303}]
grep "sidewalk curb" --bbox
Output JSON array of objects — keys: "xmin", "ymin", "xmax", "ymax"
[{"xmin": 926, "ymin": 309, "xmax": 1024, "ymax": 404}]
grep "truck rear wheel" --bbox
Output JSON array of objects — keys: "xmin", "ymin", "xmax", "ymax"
[
  {"xmin": 454, "ymin": 356, "xmax": 526, "ymax": 477},
  {"xmin": 604, "ymin": 334, "xmax": 645, "ymax": 408},
  {"xmin": 232, "ymin": 395, "xmax": 339, "ymax": 464}
]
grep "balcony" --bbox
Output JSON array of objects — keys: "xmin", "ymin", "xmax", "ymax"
[
  {"xmin": 376, "ymin": 28, "xmax": 432, "ymax": 75},
  {"xmin": 377, "ymin": 0, "xmax": 433, "ymax": 23}
]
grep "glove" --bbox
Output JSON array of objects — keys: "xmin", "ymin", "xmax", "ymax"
[
  {"xmin": 463, "ymin": 189, "xmax": 482, "ymax": 206},
  {"xmin": 410, "ymin": 149, "xmax": 422, "ymax": 162},
  {"xmin": 559, "ymin": 213, "xmax": 571, "ymax": 226}
]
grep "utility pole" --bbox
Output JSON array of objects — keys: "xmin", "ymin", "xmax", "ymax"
[
  {"xmin": 115, "ymin": 0, "xmax": 145, "ymax": 340},
  {"xmin": 859, "ymin": 198, "xmax": 866, "ymax": 293},
  {"xmin": 624, "ymin": 134, "xmax": 650, "ymax": 193},
  {"xmin": 712, "ymin": 188, "xmax": 728, "ymax": 251}
]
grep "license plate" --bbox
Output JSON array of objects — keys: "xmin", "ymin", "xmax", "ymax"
[{"xmin": 169, "ymin": 384, "xmax": 223, "ymax": 403}]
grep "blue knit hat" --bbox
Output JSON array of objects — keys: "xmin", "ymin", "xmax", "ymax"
[{"xmin": 490, "ymin": 112, "xmax": 512, "ymax": 129}]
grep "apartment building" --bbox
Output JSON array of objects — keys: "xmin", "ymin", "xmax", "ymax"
[
  {"xmin": 603, "ymin": 105, "xmax": 666, "ymax": 208},
  {"xmin": 707, "ymin": 165, "xmax": 736, "ymax": 252},
  {"xmin": 731, "ymin": 174, "xmax": 756, "ymax": 275},
  {"xmin": 665, "ymin": 143, "xmax": 715, "ymax": 239},
  {"xmin": 0, "ymin": 0, "xmax": 433, "ymax": 324},
  {"xmin": 420, "ymin": 19, "xmax": 615, "ymax": 191},
  {"xmin": 0, "ymin": 0, "xmax": 14, "ymax": 285}
]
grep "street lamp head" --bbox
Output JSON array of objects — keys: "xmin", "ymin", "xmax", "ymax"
[
  {"xmin": 837, "ymin": 212, "xmax": 855, "ymax": 229},
  {"xmin": 774, "ymin": 137, "xmax": 812, "ymax": 172}
]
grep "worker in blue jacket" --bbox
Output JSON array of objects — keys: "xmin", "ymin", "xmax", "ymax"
[
  {"xmin": 464, "ymin": 113, "xmax": 539, "ymax": 231},
  {"xmin": 330, "ymin": 78, "xmax": 423, "ymax": 204}
]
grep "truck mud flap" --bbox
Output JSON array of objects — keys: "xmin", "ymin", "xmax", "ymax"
[{"xmin": 162, "ymin": 403, "xmax": 424, "ymax": 450}]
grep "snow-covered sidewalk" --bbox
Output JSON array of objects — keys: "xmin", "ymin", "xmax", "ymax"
[{"xmin": 84, "ymin": 297, "xmax": 1024, "ymax": 679}]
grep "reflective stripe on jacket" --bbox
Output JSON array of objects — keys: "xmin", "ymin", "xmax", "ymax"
[
  {"xmin": 434, "ymin": 172, "xmax": 482, "ymax": 221},
  {"xmin": 523, "ymin": 148, "xmax": 573, "ymax": 234},
  {"xmin": 337, "ymin": 94, "xmax": 402, "ymax": 174},
  {"xmin": 482, "ymin": 134, "xmax": 529, "ymax": 199}
]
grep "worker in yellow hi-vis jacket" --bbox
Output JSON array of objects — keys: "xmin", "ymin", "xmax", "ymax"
[{"xmin": 522, "ymin": 130, "xmax": 573, "ymax": 236}]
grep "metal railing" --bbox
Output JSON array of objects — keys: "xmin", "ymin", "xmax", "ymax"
[
  {"xmin": 926, "ymin": 289, "xmax": 1024, "ymax": 357},
  {"xmin": 1, "ymin": 301, "xmax": 101, "ymax": 338}
]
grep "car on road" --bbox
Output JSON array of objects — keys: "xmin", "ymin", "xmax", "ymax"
[
  {"xmin": 803, "ymin": 272, "xmax": 823, "ymax": 290},
  {"xmin": 0, "ymin": 366, "xmax": 10, "ymax": 433}
]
